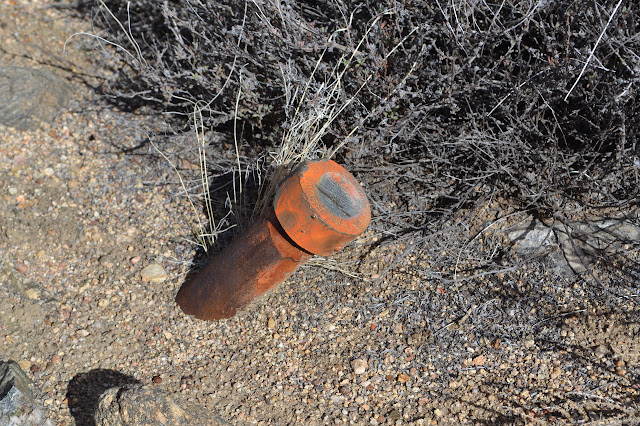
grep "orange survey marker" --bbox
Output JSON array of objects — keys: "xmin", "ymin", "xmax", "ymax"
[{"xmin": 175, "ymin": 159, "xmax": 371, "ymax": 320}]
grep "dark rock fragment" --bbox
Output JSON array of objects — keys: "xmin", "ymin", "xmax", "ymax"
[
  {"xmin": 94, "ymin": 385, "xmax": 226, "ymax": 426},
  {"xmin": 0, "ymin": 66, "xmax": 71, "ymax": 131},
  {"xmin": 0, "ymin": 360, "xmax": 53, "ymax": 426}
]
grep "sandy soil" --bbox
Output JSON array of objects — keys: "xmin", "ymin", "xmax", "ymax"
[{"xmin": 1, "ymin": 1, "xmax": 640, "ymax": 425}]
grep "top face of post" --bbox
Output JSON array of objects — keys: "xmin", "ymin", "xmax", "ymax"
[{"xmin": 274, "ymin": 159, "xmax": 371, "ymax": 256}]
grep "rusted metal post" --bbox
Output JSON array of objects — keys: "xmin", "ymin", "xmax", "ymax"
[{"xmin": 175, "ymin": 159, "xmax": 371, "ymax": 320}]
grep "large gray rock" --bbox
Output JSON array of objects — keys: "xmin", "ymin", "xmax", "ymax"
[
  {"xmin": 504, "ymin": 216, "xmax": 640, "ymax": 275},
  {"xmin": 0, "ymin": 66, "xmax": 71, "ymax": 131},
  {"xmin": 94, "ymin": 385, "xmax": 226, "ymax": 426},
  {"xmin": 0, "ymin": 361, "xmax": 53, "ymax": 426}
]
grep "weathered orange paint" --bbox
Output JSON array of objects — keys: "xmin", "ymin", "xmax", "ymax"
[
  {"xmin": 274, "ymin": 160, "xmax": 371, "ymax": 256},
  {"xmin": 175, "ymin": 159, "xmax": 371, "ymax": 320}
]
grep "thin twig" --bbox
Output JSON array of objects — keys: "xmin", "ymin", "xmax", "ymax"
[{"xmin": 564, "ymin": 0, "xmax": 624, "ymax": 101}]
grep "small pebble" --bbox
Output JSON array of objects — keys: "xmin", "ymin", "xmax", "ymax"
[
  {"xmin": 351, "ymin": 359, "xmax": 368, "ymax": 375},
  {"xmin": 141, "ymin": 263, "xmax": 168, "ymax": 283},
  {"xmin": 24, "ymin": 288, "xmax": 41, "ymax": 300},
  {"xmin": 594, "ymin": 345, "xmax": 608, "ymax": 358},
  {"xmin": 388, "ymin": 409, "xmax": 401, "ymax": 420},
  {"xmin": 152, "ymin": 375, "xmax": 162, "ymax": 384},
  {"xmin": 17, "ymin": 360, "xmax": 31, "ymax": 371},
  {"xmin": 471, "ymin": 355, "xmax": 487, "ymax": 366},
  {"xmin": 14, "ymin": 262, "xmax": 28, "ymax": 274},
  {"xmin": 267, "ymin": 318, "xmax": 276, "ymax": 329},
  {"xmin": 12, "ymin": 155, "xmax": 26, "ymax": 166},
  {"xmin": 397, "ymin": 373, "xmax": 410, "ymax": 383}
]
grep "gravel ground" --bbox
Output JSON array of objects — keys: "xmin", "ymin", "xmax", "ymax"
[{"xmin": 2, "ymin": 1, "xmax": 640, "ymax": 425}]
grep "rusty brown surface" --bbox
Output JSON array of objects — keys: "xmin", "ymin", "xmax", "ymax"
[{"xmin": 175, "ymin": 209, "xmax": 312, "ymax": 320}]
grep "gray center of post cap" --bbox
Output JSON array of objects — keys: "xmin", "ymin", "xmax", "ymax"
[{"xmin": 315, "ymin": 173, "xmax": 361, "ymax": 219}]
